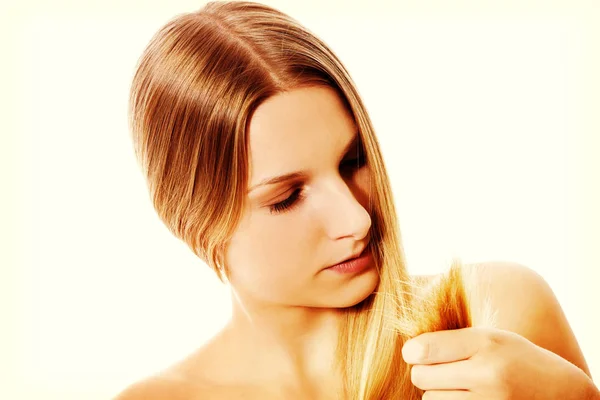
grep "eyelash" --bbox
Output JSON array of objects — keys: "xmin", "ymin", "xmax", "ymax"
[
  {"xmin": 269, "ymin": 187, "xmax": 305, "ymax": 214},
  {"xmin": 268, "ymin": 152, "xmax": 367, "ymax": 215}
]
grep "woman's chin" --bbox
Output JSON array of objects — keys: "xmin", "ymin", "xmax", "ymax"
[{"xmin": 320, "ymin": 267, "xmax": 380, "ymax": 308}]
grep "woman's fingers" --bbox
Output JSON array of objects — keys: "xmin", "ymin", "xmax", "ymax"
[
  {"xmin": 411, "ymin": 359, "xmax": 479, "ymax": 391},
  {"xmin": 422, "ymin": 389, "xmax": 473, "ymax": 399}
]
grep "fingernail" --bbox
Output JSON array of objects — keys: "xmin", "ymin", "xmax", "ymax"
[{"xmin": 402, "ymin": 340, "xmax": 423, "ymax": 363}]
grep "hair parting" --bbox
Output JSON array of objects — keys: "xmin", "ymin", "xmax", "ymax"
[{"xmin": 128, "ymin": 2, "xmax": 489, "ymax": 398}]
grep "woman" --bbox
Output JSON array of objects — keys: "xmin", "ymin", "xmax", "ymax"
[{"xmin": 117, "ymin": 1, "xmax": 598, "ymax": 398}]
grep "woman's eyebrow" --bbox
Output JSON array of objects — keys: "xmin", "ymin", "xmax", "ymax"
[
  {"xmin": 248, "ymin": 171, "xmax": 309, "ymax": 193},
  {"xmin": 247, "ymin": 131, "xmax": 359, "ymax": 193}
]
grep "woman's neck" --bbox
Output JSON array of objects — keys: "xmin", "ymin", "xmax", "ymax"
[{"xmin": 224, "ymin": 290, "xmax": 345, "ymax": 390}]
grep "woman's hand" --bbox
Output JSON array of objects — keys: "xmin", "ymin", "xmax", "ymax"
[{"xmin": 402, "ymin": 327, "xmax": 599, "ymax": 399}]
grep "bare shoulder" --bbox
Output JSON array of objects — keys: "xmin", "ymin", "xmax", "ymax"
[
  {"xmin": 456, "ymin": 260, "xmax": 561, "ymax": 330},
  {"xmin": 451, "ymin": 260, "xmax": 562, "ymax": 332},
  {"xmin": 112, "ymin": 366, "xmax": 226, "ymax": 400},
  {"xmin": 112, "ymin": 333, "xmax": 231, "ymax": 400},
  {"xmin": 457, "ymin": 261, "xmax": 592, "ymax": 377},
  {"xmin": 112, "ymin": 374, "xmax": 198, "ymax": 400}
]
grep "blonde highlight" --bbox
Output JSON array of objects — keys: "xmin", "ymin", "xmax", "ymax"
[{"xmin": 128, "ymin": 2, "xmax": 478, "ymax": 398}]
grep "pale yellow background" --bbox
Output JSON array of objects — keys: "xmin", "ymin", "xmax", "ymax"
[{"xmin": 1, "ymin": 1, "xmax": 599, "ymax": 399}]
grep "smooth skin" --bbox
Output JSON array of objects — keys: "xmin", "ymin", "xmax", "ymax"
[
  {"xmin": 403, "ymin": 262, "xmax": 599, "ymax": 399},
  {"xmin": 115, "ymin": 86, "xmax": 598, "ymax": 399}
]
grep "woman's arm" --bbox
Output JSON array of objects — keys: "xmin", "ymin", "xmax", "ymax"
[
  {"xmin": 403, "ymin": 261, "xmax": 599, "ymax": 398},
  {"xmin": 465, "ymin": 261, "xmax": 592, "ymax": 378}
]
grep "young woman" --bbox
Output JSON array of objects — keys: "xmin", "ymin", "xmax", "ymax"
[{"xmin": 117, "ymin": 1, "xmax": 598, "ymax": 398}]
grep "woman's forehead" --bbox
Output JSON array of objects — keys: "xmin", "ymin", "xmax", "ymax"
[
  {"xmin": 248, "ymin": 86, "xmax": 355, "ymax": 145},
  {"xmin": 247, "ymin": 86, "xmax": 358, "ymax": 190}
]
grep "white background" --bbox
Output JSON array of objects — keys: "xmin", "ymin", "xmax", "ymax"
[{"xmin": 1, "ymin": 1, "xmax": 599, "ymax": 399}]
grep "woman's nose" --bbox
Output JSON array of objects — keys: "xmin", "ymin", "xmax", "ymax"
[{"xmin": 321, "ymin": 177, "xmax": 372, "ymax": 241}]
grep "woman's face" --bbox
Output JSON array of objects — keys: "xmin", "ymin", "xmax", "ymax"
[{"xmin": 224, "ymin": 85, "xmax": 378, "ymax": 308}]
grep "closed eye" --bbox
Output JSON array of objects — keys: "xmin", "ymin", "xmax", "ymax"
[
  {"xmin": 340, "ymin": 145, "xmax": 367, "ymax": 173},
  {"xmin": 269, "ymin": 187, "xmax": 304, "ymax": 214},
  {"xmin": 268, "ymin": 141, "xmax": 367, "ymax": 215},
  {"xmin": 340, "ymin": 156, "xmax": 366, "ymax": 171}
]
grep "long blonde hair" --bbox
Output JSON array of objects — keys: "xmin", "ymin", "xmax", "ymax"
[{"xmin": 128, "ymin": 1, "xmax": 476, "ymax": 398}]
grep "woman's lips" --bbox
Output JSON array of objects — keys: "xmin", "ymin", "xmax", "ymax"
[{"xmin": 325, "ymin": 247, "xmax": 373, "ymax": 274}]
